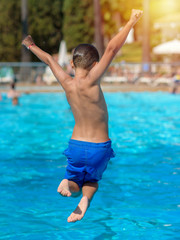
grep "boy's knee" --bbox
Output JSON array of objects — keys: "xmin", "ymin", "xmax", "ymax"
[
  {"xmin": 71, "ymin": 190, "xmax": 82, "ymax": 198},
  {"xmin": 84, "ymin": 181, "xmax": 99, "ymax": 189}
]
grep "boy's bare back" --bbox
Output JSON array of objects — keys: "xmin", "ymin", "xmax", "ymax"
[{"xmin": 64, "ymin": 73, "xmax": 109, "ymax": 143}]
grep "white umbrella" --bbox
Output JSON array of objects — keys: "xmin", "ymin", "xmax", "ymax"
[
  {"xmin": 58, "ymin": 40, "xmax": 68, "ymax": 66},
  {"xmin": 43, "ymin": 40, "xmax": 69, "ymax": 85},
  {"xmin": 153, "ymin": 39, "xmax": 180, "ymax": 54}
]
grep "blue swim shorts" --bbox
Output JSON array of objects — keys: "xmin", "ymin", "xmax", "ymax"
[{"xmin": 63, "ymin": 139, "xmax": 115, "ymax": 188}]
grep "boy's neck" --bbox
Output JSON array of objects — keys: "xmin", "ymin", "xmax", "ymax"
[{"xmin": 74, "ymin": 68, "xmax": 89, "ymax": 78}]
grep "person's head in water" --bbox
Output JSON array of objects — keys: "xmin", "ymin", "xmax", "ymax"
[
  {"xmin": 72, "ymin": 44, "xmax": 99, "ymax": 70},
  {"xmin": 12, "ymin": 96, "xmax": 18, "ymax": 105}
]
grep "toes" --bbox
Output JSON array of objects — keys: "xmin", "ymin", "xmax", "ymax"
[
  {"xmin": 61, "ymin": 189, "xmax": 65, "ymax": 195},
  {"xmin": 63, "ymin": 189, "xmax": 71, "ymax": 197},
  {"xmin": 67, "ymin": 217, "xmax": 72, "ymax": 222},
  {"xmin": 57, "ymin": 188, "xmax": 63, "ymax": 195},
  {"xmin": 58, "ymin": 188, "xmax": 71, "ymax": 197},
  {"xmin": 57, "ymin": 188, "xmax": 61, "ymax": 193},
  {"xmin": 67, "ymin": 213, "xmax": 82, "ymax": 223},
  {"xmin": 68, "ymin": 217, "xmax": 80, "ymax": 223},
  {"xmin": 67, "ymin": 215, "xmax": 76, "ymax": 223},
  {"xmin": 67, "ymin": 192, "xmax": 71, "ymax": 197},
  {"xmin": 57, "ymin": 179, "xmax": 71, "ymax": 197},
  {"xmin": 67, "ymin": 214, "xmax": 74, "ymax": 222},
  {"xmin": 57, "ymin": 186, "xmax": 62, "ymax": 193}
]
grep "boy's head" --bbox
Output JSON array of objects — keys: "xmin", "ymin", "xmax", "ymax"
[{"xmin": 72, "ymin": 44, "xmax": 99, "ymax": 70}]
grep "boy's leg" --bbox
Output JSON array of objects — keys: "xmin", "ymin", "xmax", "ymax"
[
  {"xmin": 57, "ymin": 179, "xmax": 80, "ymax": 197},
  {"xmin": 67, "ymin": 182, "xmax": 98, "ymax": 223}
]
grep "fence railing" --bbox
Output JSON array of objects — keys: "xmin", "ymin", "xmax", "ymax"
[{"xmin": 0, "ymin": 62, "xmax": 179, "ymax": 86}]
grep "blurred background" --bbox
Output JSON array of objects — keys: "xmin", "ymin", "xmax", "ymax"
[
  {"xmin": 0, "ymin": 0, "xmax": 180, "ymax": 90},
  {"xmin": 0, "ymin": 2, "xmax": 179, "ymax": 238}
]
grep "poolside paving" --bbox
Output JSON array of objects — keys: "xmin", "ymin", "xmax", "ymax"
[{"xmin": 0, "ymin": 82, "xmax": 172, "ymax": 93}]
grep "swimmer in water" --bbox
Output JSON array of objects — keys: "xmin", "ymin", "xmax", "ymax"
[
  {"xmin": 22, "ymin": 9, "xmax": 143, "ymax": 223},
  {"xmin": 7, "ymin": 82, "xmax": 20, "ymax": 105}
]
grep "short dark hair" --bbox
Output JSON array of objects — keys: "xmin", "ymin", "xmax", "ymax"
[
  {"xmin": 73, "ymin": 44, "xmax": 99, "ymax": 70},
  {"xmin": 11, "ymin": 82, "xmax": 15, "ymax": 89}
]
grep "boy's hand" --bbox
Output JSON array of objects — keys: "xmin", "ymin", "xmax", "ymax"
[
  {"xmin": 129, "ymin": 9, "xmax": 143, "ymax": 27},
  {"xmin": 22, "ymin": 35, "xmax": 35, "ymax": 49}
]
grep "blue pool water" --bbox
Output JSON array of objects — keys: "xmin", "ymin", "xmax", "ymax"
[{"xmin": 0, "ymin": 92, "xmax": 180, "ymax": 239}]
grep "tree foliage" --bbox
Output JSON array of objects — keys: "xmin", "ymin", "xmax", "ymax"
[
  {"xmin": 28, "ymin": 0, "xmax": 63, "ymax": 55},
  {"xmin": 0, "ymin": 0, "xmax": 21, "ymax": 61},
  {"xmin": 0, "ymin": 0, "xmax": 64, "ymax": 62},
  {"xmin": 1, "ymin": 0, "xmax": 179, "ymax": 62},
  {"xmin": 101, "ymin": 0, "xmax": 142, "ymax": 41},
  {"xmin": 63, "ymin": 0, "xmax": 94, "ymax": 52}
]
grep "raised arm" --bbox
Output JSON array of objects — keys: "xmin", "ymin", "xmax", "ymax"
[
  {"xmin": 22, "ymin": 36, "xmax": 71, "ymax": 87},
  {"xmin": 88, "ymin": 9, "xmax": 143, "ymax": 83}
]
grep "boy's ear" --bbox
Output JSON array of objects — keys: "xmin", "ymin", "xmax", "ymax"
[
  {"xmin": 92, "ymin": 62, "xmax": 98, "ymax": 68},
  {"xmin": 88, "ymin": 61, "xmax": 98, "ymax": 71},
  {"xmin": 71, "ymin": 60, "xmax": 75, "ymax": 69}
]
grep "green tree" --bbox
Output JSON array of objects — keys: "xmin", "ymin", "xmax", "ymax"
[
  {"xmin": 0, "ymin": 0, "xmax": 21, "ymax": 61},
  {"xmin": 63, "ymin": 0, "xmax": 94, "ymax": 51},
  {"xmin": 101, "ymin": 0, "xmax": 117, "ymax": 40},
  {"xmin": 0, "ymin": 0, "xmax": 64, "ymax": 62},
  {"xmin": 28, "ymin": 0, "xmax": 64, "ymax": 56},
  {"xmin": 101, "ymin": 0, "xmax": 143, "ymax": 41}
]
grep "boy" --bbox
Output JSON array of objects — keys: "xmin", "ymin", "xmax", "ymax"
[{"xmin": 22, "ymin": 9, "xmax": 143, "ymax": 223}]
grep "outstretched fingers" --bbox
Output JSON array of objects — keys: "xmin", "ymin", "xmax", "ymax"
[{"xmin": 130, "ymin": 9, "xmax": 143, "ymax": 26}]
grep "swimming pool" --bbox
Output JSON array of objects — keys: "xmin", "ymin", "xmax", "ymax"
[{"xmin": 0, "ymin": 92, "xmax": 179, "ymax": 239}]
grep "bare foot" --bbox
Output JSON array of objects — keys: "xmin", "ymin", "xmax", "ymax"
[
  {"xmin": 67, "ymin": 196, "xmax": 89, "ymax": 223},
  {"xmin": 57, "ymin": 179, "xmax": 71, "ymax": 197}
]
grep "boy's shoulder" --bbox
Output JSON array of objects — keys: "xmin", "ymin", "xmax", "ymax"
[{"xmin": 63, "ymin": 74, "xmax": 100, "ymax": 93}]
